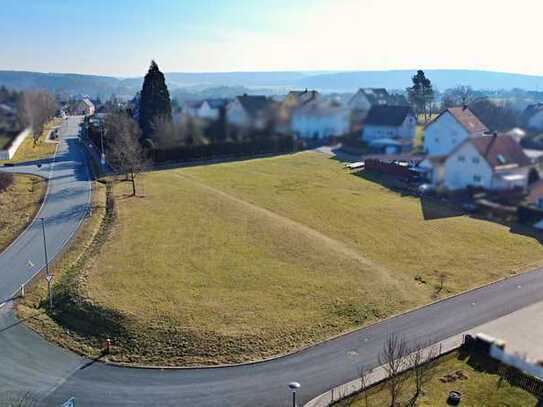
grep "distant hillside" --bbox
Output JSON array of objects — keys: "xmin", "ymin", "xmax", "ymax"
[
  {"xmin": 295, "ymin": 70, "xmax": 543, "ymax": 91},
  {"xmin": 2, "ymin": 69, "xmax": 543, "ymax": 98}
]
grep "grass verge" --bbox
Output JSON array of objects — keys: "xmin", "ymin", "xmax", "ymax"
[
  {"xmin": 0, "ymin": 174, "xmax": 46, "ymax": 252},
  {"xmin": 340, "ymin": 351, "xmax": 538, "ymax": 406},
  {"xmin": 17, "ymin": 179, "xmax": 110, "ymax": 357},
  {"xmin": 17, "ymin": 152, "xmax": 543, "ymax": 366}
]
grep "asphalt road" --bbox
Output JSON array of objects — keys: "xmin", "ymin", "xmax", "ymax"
[{"xmin": 1, "ymin": 119, "xmax": 543, "ymax": 406}]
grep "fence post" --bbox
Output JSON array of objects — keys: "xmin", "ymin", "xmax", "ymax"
[{"xmin": 20, "ymin": 283, "xmax": 25, "ymax": 298}]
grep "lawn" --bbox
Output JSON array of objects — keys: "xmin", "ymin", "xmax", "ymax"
[
  {"xmin": 0, "ymin": 118, "xmax": 61, "ymax": 164},
  {"xmin": 22, "ymin": 152, "xmax": 543, "ymax": 366},
  {"xmin": 342, "ymin": 351, "xmax": 538, "ymax": 406},
  {"xmin": 0, "ymin": 174, "xmax": 46, "ymax": 252}
]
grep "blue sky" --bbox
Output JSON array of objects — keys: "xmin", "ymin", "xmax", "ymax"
[{"xmin": 2, "ymin": 0, "xmax": 543, "ymax": 77}]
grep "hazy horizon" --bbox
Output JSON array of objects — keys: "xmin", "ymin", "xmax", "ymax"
[{"xmin": 3, "ymin": 0, "xmax": 543, "ymax": 77}]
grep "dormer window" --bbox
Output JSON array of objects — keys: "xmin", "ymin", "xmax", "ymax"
[{"xmin": 497, "ymin": 154, "xmax": 507, "ymax": 165}]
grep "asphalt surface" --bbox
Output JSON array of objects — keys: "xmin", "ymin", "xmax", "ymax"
[{"xmin": 1, "ymin": 120, "xmax": 543, "ymax": 406}]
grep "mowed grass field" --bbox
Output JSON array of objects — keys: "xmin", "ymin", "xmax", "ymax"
[
  {"xmin": 343, "ymin": 352, "xmax": 538, "ymax": 407},
  {"xmin": 53, "ymin": 152, "xmax": 543, "ymax": 365},
  {"xmin": 0, "ymin": 174, "xmax": 46, "ymax": 252}
]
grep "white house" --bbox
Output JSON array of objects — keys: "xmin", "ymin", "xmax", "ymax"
[
  {"xmin": 431, "ymin": 134, "xmax": 533, "ymax": 191},
  {"xmin": 226, "ymin": 95, "xmax": 274, "ymax": 130},
  {"xmin": 195, "ymin": 99, "xmax": 229, "ymax": 121},
  {"xmin": 290, "ymin": 101, "xmax": 350, "ymax": 139},
  {"xmin": 71, "ymin": 98, "xmax": 95, "ymax": 116},
  {"xmin": 362, "ymin": 105, "xmax": 416, "ymax": 143},
  {"xmin": 523, "ymin": 104, "xmax": 543, "ymax": 131},
  {"xmin": 423, "ymin": 106, "xmax": 488, "ymax": 157}
]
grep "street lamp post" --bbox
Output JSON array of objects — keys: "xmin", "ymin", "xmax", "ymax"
[
  {"xmin": 40, "ymin": 217, "xmax": 53, "ymax": 309},
  {"xmin": 288, "ymin": 382, "xmax": 301, "ymax": 407},
  {"xmin": 100, "ymin": 125, "xmax": 106, "ymax": 166}
]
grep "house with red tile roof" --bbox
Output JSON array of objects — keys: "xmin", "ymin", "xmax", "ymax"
[
  {"xmin": 431, "ymin": 133, "xmax": 534, "ymax": 191},
  {"xmin": 423, "ymin": 106, "xmax": 488, "ymax": 157}
]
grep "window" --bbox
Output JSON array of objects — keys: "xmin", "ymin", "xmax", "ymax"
[
  {"xmin": 458, "ymin": 155, "xmax": 465, "ymax": 162},
  {"xmin": 435, "ymin": 137, "xmax": 439, "ymax": 143},
  {"xmin": 472, "ymin": 157, "xmax": 480, "ymax": 164},
  {"xmin": 473, "ymin": 175, "xmax": 481, "ymax": 183}
]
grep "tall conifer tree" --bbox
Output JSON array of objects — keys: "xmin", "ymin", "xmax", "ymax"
[{"xmin": 139, "ymin": 60, "xmax": 172, "ymax": 138}]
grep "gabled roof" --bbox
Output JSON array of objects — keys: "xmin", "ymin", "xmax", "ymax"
[
  {"xmin": 236, "ymin": 95, "xmax": 273, "ymax": 118},
  {"xmin": 522, "ymin": 103, "xmax": 543, "ymax": 121},
  {"xmin": 364, "ymin": 105, "xmax": 414, "ymax": 127},
  {"xmin": 469, "ymin": 134, "xmax": 531, "ymax": 169},
  {"xmin": 427, "ymin": 106, "xmax": 488, "ymax": 134},
  {"xmin": 351, "ymin": 88, "xmax": 390, "ymax": 105},
  {"xmin": 293, "ymin": 100, "xmax": 349, "ymax": 117},
  {"xmin": 204, "ymin": 98, "xmax": 229, "ymax": 109},
  {"xmin": 283, "ymin": 90, "xmax": 319, "ymax": 107}
]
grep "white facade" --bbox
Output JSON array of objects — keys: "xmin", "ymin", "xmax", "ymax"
[
  {"xmin": 197, "ymin": 101, "xmax": 220, "ymax": 120},
  {"xmin": 0, "ymin": 128, "xmax": 31, "ymax": 160},
  {"xmin": 226, "ymin": 99, "xmax": 251, "ymax": 127},
  {"xmin": 440, "ymin": 142, "xmax": 493, "ymax": 190},
  {"xmin": 291, "ymin": 107, "xmax": 350, "ymax": 139},
  {"xmin": 528, "ymin": 110, "xmax": 543, "ymax": 131},
  {"xmin": 435, "ymin": 142, "xmax": 529, "ymax": 191},
  {"xmin": 423, "ymin": 111, "xmax": 474, "ymax": 156},
  {"xmin": 363, "ymin": 115, "xmax": 416, "ymax": 143}
]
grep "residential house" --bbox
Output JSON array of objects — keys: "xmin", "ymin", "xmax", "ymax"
[
  {"xmin": 423, "ymin": 106, "xmax": 489, "ymax": 157},
  {"xmin": 362, "ymin": 105, "xmax": 416, "ymax": 153},
  {"xmin": 197, "ymin": 98, "xmax": 229, "ymax": 121},
  {"xmin": 182, "ymin": 99, "xmax": 229, "ymax": 121},
  {"xmin": 348, "ymin": 88, "xmax": 408, "ymax": 129},
  {"xmin": 70, "ymin": 98, "xmax": 95, "ymax": 116},
  {"xmin": 290, "ymin": 101, "xmax": 350, "ymax": 140},
  {"xmin": 277, "ymin": 89, "xmax": 320, "ymax": 133},
  {"xmin": 430, "ymin": 133, "xmax": 533, "ymax": 191},
  {"xmin": 522, "ymin": 104, "xmax": 543, "ymax": 131},
  {"xmin": 226, "ymin": 95, "xmax": 275, "ymax": 130}
]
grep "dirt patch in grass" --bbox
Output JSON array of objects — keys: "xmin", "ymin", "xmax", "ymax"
[
  {"xmin": 0, "ymin": 174, "xmax": 46, "ymax": 252},
  {"xmin": 18, "ymin": 153, "xmax": 543, "ymax": 366},
  {"xmin": 340, "ymin": 351, "xmax": 539, "ymax": 407}
]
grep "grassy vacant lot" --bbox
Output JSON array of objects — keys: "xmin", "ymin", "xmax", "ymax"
[
  {"xmin": 21, "ymin": 152, "xmax": 543, "ymax": 365},
  {"xmin": 343, "ymin": 352, "xmax": 538, "ymax": 407},
  {"xmin": 0, "ymin": 174, "xmax": 46, "ymax": 252},
  {"xmin": 0, "ymin": 118, "xmax": 60, "ymax": 164}
]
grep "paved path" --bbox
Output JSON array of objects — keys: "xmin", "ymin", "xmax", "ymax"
[
  {"xmin": 1, "ymin": 123, "xmax": 543, "ymax": 406},
  {"xmin": 0, "ymin": 116, "xmax": 91, "ymax": 303}
]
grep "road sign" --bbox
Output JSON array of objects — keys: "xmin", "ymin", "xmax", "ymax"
[{"xmin": 61, "ymin": 397, "xmax": 76, "ymax": 407}]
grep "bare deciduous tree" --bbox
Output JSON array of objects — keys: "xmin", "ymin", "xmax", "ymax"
[
  {"xmin": 408, "ymin": 342, "xmax": 438, "ymax": 399},
  {"xmin": 378, "ymin": 334, "xmax": 410, "ymax": 407},
  {"xmin": 104, "ymin": 112, "xmax": 148, "ymax": 196},
  {"xmin": 17, "ymin": 90, "xmax": 58, "ymax": 145},
  {"xmin": 359, "ymin": 365, "xmax": 371, "ymax": 407}
]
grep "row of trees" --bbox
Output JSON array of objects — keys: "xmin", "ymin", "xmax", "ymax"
[
  {"xmin": 17, "ymin": 91, "xmax": 58, "ymax": 144},
  {"xmin": 360, "ymin": 334, "xmax": 438, "ymax": 407}
]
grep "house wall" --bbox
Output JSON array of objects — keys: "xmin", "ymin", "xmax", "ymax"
[
  {"xmin": 348, "ymin": 92, "xmax": 371, "ymax": 114},
  {"xmin": 491, "ymin": 167, "xmax": 530, "ymax": 190},
  {"xmin": 528, "ymin": 111, "xmax": 543, "ymax": 131},
  {"xmin": 362, "ymin": 116, "xmax": 415, "ymax": 142},
  {"xmin": 291, "ymin": 111, "xmax": 350, "ymax": 139},
  {"xmin": 424, "ymin": 112, "xmax": 471, "ymax": 156},
  {"xmin": 442, "ymin": 142, "xmax": 493, "ymax": 190},
  {"xmin": 197, "ymin": 102, "xmax": 220, "ymax": 120},
  {"xmin": 226, "ymin": 100, "xmax": 250, "ymax": 127}
]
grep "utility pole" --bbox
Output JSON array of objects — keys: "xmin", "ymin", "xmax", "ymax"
[{"xmin": 40, "ymin": 217, "xmax": 53, "ymax": 309}]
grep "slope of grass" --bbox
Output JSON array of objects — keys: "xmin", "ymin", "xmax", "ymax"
[
  {"xmin": 342, "ymin": 352, "xmax": 538, "ymax": 407},
  {"xmin": 0, "ymin": 174, "xmax": 46, "ymax": 252},
  {"xmin": 21, "ymin": 152, "xmax": 543, "ymax": 366}
]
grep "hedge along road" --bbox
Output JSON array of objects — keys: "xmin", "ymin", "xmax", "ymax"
[{"xmin": 2, "ymin": 117, "xmax": 543, "ymax": 406}]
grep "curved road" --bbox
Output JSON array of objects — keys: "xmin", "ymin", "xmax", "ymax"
[{"xmin": 1, "ymin": 117, "xmax": 543, "ymax": 406}]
